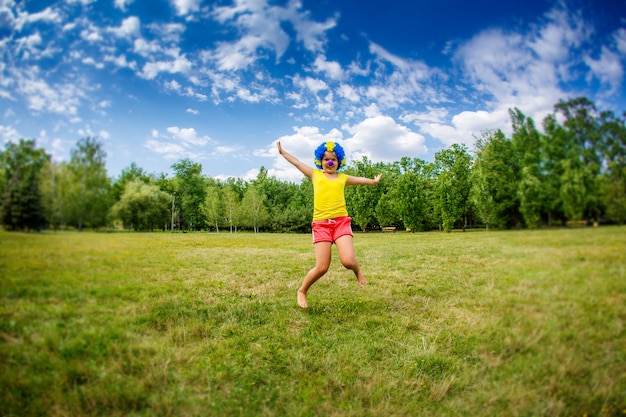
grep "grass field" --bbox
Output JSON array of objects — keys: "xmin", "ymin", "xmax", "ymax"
[{"xmin": 1, "ymin": 227, "xmax": 625, "ymax": 416}]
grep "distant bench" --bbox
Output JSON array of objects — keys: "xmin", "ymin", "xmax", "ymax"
[{"xmin": 382, "ymin": 226, "xmax": 396, "ymax": 233}]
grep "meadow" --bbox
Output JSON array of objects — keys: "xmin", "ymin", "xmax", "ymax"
[{"xmin": 1, "ymin": 227, "xmax": 625, "ymax": 417}]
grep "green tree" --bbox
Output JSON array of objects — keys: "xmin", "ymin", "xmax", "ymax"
[
  {"xmin": 111, "ymin": 162, "xmax": 151, "ymax": 202},
  {"xmin": 541, "ymin": 115, "xmax": 567, "ymax": 226},
  {"xmin": 599, "ymin": 110, "xmax": 626, "ymax": 223},
  {"xmin": 375, "ymin": 192, "xmax": 400, "ymax": 228},
  {"xmin": 552, "ymin": 97, "xmax": 603, "ymax": 222},
  {"xmin": 510, "ymin": 108, "xmax": 544, "ymax": 228},
  {"xmin": 344, "ymin": 156, "xmax": 383, "ymax": 231},
  {"xmin": 0, "ymin": 139, "xmax": 50, "ymax": 231},
  {"xmin": 241, "ymin": 186, "xmax": 269, "ymax": 232},
  {"xmin": 171, "ymin": 159, "xmax": 206, "ymax": 230},
  {"xmin": 434, "ymin": 144, "xmax": 472, "ymax": 232},
  {"xmin": 560, "ymin": 159, "xmax": 586, "ymax": 222},
  {"xmin": 471, "ymin": 130, "xmax": 520, "ymax": 229},
  {"xmin": 40, "ymin": 161, "xmax": 72, "ymax": 229},
  {"xmin": 201, "ymin": 181, "xmax": 225, "ymax": 232},
  {"xmin": 66, "ymin": 137, "xmax": 111, "ymax": 230},
  {"xmin": 111, "ymin": 180, "xmax": 171, "ymax": 230},
  {"xmin": 389, "ymin": 157, "xmax": 435, "ymax": 232},
  {"xmin": 222, "ymin": 186, "xmax": 241, "ymax": 233}
]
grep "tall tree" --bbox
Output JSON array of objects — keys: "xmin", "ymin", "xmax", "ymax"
[
  {"xmin": 598, "ymin": 110, "xmax": 626, "ymax": 224},
  {"xmin": 40, "ymin": 160, "xmax": 72, "ymax": 229},
  {"xmin": 471, "ymin": 130, "xmax": 520, "ymax": 229},
  {"xmin": 171, "ymin": 159, "xmax": 206, "ymax": 230},
  {"xmin": 434, "ymin": 144, "xmax": 472, "ymax": 232},
  {"xmin": 222, "ymin": 186, "xmax": 241, "ymax": 233},
  {"xmin": 344, "ymin": 156, "xmax": 383, "ymax": 231},
  {"xmin": 241, "ymin": 185, "xmax": 269, "ymax": 233},
  {"xmin": 510, "ymin": 108, "xmax": 544, "ymax": 228},
  {"xmin": 67, "ymin": 137, "xmax": 111, "ymax": 230},
  {"xmin": 0, "ymin": 139, "xmax": 50, "ymax": 231},
  {"xmin": 552, "ymin": 97, "xmax": 603, "ymax": 222},
  {"xmin": 111, "ymin": 180, "xmax": 170, "ymax": 230},
  {"xmin": 201, "ymin": 182, "xmax": 224, "ymax": 232},
  {"xmin": 111, "ymin": 162, "xmax": 151, "ymax": 202}
]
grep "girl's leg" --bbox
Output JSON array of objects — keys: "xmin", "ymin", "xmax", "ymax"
[
  {"xmin": 335, "ymin": 235, "xmax": 367, "ymax": 286},
  {"xmin": 298, "ymin": 242, "xmax": 332, "ymax": 308}
]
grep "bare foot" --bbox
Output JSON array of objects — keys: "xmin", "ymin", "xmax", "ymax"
[
  {"xmin": 357, "ymin": 272, "xmax": 367, "ymax": 287},
  {"xmin": 297, "ymin": 290, "xmax": 308, "ymax": 308}
]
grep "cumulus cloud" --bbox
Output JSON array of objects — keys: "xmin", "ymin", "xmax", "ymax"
[
  {"xmin": 171, "ymin": 0, "xmax": 201, "ymax": 16},
  {"xmin": 166, "ymin": 126, "xmax": 214, "ymax": 146},
  {"xmin": 108, "ymin": 16, "xmax": 140, "ymax": 39},
  {"xmin": 266, "ymin": 116, "xmax": 427, "ymax": 181},
  {"xmin": 584, "ymin": 46, "xmax": 623, "ymax": 94},
  {"xmin": 267, "ymin": 125, "xmax": 344, "ymax": 182},
  {"xmin": 114, "ymin": 0, "xmax": 135, "ymax": 12},
  {"xmin": 615, "ymin": 28, "xmax": 626, "ymax": 55},
  {"xmin": 140, "ymin": 51, "xmax": 192, "ymax": 79},
  {"xmin": 345, "ymin": 115, "xmax": 427, "ymax": 162},
  {"xmin": 209, "ymin": 0, "xmax": 334, "ymax": 72}
]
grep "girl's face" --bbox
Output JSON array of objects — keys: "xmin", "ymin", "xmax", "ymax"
[{"xmin": 322, "ymin": 151, "xmax": 338, "ymax": 173}]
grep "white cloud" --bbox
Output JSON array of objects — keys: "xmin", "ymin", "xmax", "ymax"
[
  {"xmin": 284, "ymin": 1, "xmax": 336, "ymax": 53},
  {"xmin": 615, "ymin": 28, "xmax": 626, "ymax": 55},
  {"xmin": 345, "ymin": 115, "xmax": 427, "ymax": 162},
  {"xmin": 16, "ymin": 32, "xmax": 42, "ymax": 56},
  {"xmin": 529, "ymin": 7, "xmax": 586, "ymax": 63},
  {"xmin": 66, "ymin": 0, "xmax": 96, "ymax": 5},
  {"xmin": 171, "ymin": 0, "xmax": 201, "ymax": 16},
  {"xmin": 114, "ymin": 0, "xmax": 135, "ymax": 12},
  {"xmin": 434, "ymin": 4, "xmax": 599, "ymax": 150},
  {"xmin": 140, "ymin": 51, "xmax": 192, "ymax": 79},
  {"xmin": 108, "ymin": 16, "xmax": 140, "ymax": 39},
  {"xmin": 293, "ymin": 75, "xmax": 328, "ymax": 94},
  {"xmin": 209, "ymin": 0, "xmax": 334, "ymax": 72},
  {"xmin": 584, "ymin": 46, "xmax": 623, "ymax": 94},
  {"xmin": 337, "ymin": 84, "xmax": 359, "ymax": 103},
  {"xmin": 12, "ymin": 5, "xmax": 62, "ymax": 31},
  {"xmin": 401, "ymin": 107, "xmax": 449, "ymax": 125},
  {"xmin": 268, "ymin": 125, "xmax": 344, "ymax": 182},
  {"xmin": 313, "ymin": 55, "xmax": 343, "ymax": 80},
  {"xmin": 0, "ymin": 124, "xmax": 21, "ymax": 144},
  {"xmin": 17, "ymin": 73, "xmax": 81, "ymax": 115},
  {"xmin": 144, "ymin": 139, "xmax": 187, "ymax": 159},
  {"xmin": 267, "ymin": 117, "xmax": 428, "ymax": 181},
  {"xmin": 186, "ymin": 108, "xmax": 199, "ymax": 115},
  {"xmin": 166, "ymin": 126, "xmax": 214, "ymax": 146},
  {"xmin": 133, "ymin": 38, "xmax": 162, "ymax": 57},
  {"xmin": 367, "ymin": 42, "xmax": 443, "ymax": 107}
]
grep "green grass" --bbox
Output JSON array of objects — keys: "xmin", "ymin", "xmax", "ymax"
[{"xmin": 1, "ymin": 227, "xmax": 625, "ymax": 416}]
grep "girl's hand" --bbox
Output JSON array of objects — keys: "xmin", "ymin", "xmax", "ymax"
[{"xmin": 374, "ymin": 173, "xmax": 382, "ymax": 184}]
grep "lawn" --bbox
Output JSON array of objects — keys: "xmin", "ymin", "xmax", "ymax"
[{"xmin": 1, "ymin": 227, "xmax": 625, "ymax": 416}]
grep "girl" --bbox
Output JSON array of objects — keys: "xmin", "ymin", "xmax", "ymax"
[{"xmin": 277, "ymin": 141, "xmax": 382, "ymax": 308}]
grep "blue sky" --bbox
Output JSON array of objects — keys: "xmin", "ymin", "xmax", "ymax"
[{"xmin": 1, "ymin": 0, "xmax": 625, "ymax": 182}]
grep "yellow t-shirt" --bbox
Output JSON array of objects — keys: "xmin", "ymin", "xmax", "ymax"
[{"xmin": 312, "ymin": 170, "xmax": 349, "ymax": 221}]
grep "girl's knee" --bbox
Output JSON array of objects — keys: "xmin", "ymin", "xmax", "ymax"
[
  {"xmin": 315, "ymin": 264, "xmax": 330, "ymax": 275},
  {"xmin": 341, "ymin": 258, "xmax": 357, "ymax": 270}
]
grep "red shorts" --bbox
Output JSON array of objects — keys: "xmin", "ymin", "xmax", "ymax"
[{"xmin": 311, "ymin": 216, "xmax": 353, "ymax": 244}]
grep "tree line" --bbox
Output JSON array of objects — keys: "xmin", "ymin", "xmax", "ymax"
[{"xmin": 1, "ymin": 97, "xmax": 625, "ymax": 233}]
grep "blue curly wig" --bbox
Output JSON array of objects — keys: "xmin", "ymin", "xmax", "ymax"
[{"xmin": 314, "ymin": 141, "xmax": 346, "ymax": 170}]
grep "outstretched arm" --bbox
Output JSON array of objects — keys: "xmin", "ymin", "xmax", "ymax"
[
  {"xmin": 346, "ymin": 173, "xmax": 382, "ymax": 186},
  {"xmin": 277, "ymin": 141, "xmax": 314, "ymax": 179}
]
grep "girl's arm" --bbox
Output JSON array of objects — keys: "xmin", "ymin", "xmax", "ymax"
[
  {"xmin": 346, "ymin": 173, "xmax": 382, "ymax": 186},
  {"xmin": 277, "ymin": 141, "xmax": 314, "ymax": 179}
]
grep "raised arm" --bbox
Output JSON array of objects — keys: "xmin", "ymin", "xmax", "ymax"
[
  {"xmin": 277, "ymin": 141, "xmax": 314, "ymax": 179},
  {"xmin": 346, "ymin": 173, "xmax": 382, "ymax": 186}
]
